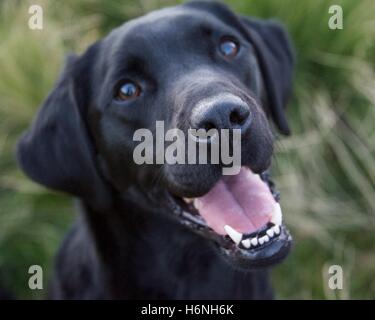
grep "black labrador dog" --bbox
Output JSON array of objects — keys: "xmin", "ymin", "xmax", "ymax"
[{"xmin": 17, "ymin": 1, "xmax": 294, "ymax": 299}]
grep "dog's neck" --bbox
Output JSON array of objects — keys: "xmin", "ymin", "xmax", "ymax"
[{"xmin": 76, "ymin": 196, "xmax": 273, "ymax": 299}]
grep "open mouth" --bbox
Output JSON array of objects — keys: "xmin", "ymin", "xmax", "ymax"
[{"xmin": 169, "ymin": 167, "xmax": 292, "ymax": 270}]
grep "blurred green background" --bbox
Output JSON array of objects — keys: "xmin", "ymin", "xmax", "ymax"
[{"xmin": 0, "ymin": 0, "xmax": 374, "ymax": 299}]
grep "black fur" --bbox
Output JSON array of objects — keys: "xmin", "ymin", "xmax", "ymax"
[{"xmin": 17, "ymin": 1, "xmax": 294, "ymax": 299}]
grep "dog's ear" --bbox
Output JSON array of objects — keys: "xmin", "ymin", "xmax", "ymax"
[
  {"xmin": 239, "ymin": 17, "xmax": 294, "ymax": 135},
  {"xmin": 16, "ymin": 50, "xmax": 113, "ymax": 210},
  {"xmin": 184, "ymin": 1, "xmax": 294, "ymax": 135}
]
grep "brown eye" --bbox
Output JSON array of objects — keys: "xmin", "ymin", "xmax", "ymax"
[
  {"xmin": 116, "ymin": 81, "xmax": 141, "ymax": 101},
  {"xmin": 219, "ymin": 37, "xmax": 239, "ymax": 58}
]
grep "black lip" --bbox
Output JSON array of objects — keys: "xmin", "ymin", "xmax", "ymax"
[
  {"xmin": 166, "ymin": 170, "xmax": 293, "ymax": 270},
  {"xmin": 219, "ymin": 225, "xmax": 292, "ymax": 270}
]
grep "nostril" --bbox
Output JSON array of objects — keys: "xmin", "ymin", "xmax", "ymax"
[
  {"xmin": 191, "ymin": 98, "xmax": 251, "ymax": 132},
  {"xmin": 203, "ymin": 121, "xmax": 216, "ymax": 131},
  {"xmin": 229, "ymin": 110, "xmax": 242, "ymax": 125},
  {"xmin": 229, "ymin": 108, "xmax": 249, "ymax": 126}
]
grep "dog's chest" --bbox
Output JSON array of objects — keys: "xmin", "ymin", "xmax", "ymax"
[{"xmin": 126, "ymin": 227, "xmax": 273, "ymax": 299}]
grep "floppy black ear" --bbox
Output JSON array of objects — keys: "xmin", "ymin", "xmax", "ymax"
[
  {"xmin": 240, "ymin": 17, "xmax": 294, "ymax": 135},
  {"xmin": 16, "ymin": 52, "xmax": 113, "ymax": 210},
  {"xmin": 184, "ymin": 1, "xmax": 295, "ymax": 135}
]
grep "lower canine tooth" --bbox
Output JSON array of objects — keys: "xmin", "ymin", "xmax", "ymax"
[
  {"xmin": 250, "ymin": 238, "xmax": 258, "ymax": 246},
  {"xmin": 224, "ymin": 225, "xmax": 243, "ymax": 244},
  {"xmin": 193, "ymin": 199, "xmax": 199, "ymax": 209},
  {"xmin": 258, "ymin": 237, "xmax": 264, "ymax": 245},
  {"xmin": 241, "ymin": 239, "xmax": 251, "ymax": 249},
  {"xmin": 270, "ymin": 203, "xmax": 282, "ymax": 225},
  {"xmin": 263, "ymin": 235, "xmax": 270, "ymax": 242}
]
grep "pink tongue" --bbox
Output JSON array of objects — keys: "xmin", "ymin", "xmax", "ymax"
[{"xmin": 194, "ymin": 168, "xmax": 276, "ymax": 235}]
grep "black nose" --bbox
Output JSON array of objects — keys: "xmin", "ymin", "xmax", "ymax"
[{"xmin": 191, "ymin": 99, "xmax": 251, "ymax": 132}]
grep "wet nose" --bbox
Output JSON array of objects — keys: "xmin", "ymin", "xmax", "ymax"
[{"xmin": 191, "ymin": 98, "xmax": 251, "ymax": 133}]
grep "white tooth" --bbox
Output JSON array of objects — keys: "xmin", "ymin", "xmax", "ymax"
[
  {"xmin": 258, "ymin": 237, "xmax": 264, "ymax": 245},
  {"xmin": 266, "ymin": 229, "xmax": 274, "ymax": 238},
  {"xmin": 224, "ymin": 225, "xmax": 243, "ymax": 244},
  {"xmin": 250, "ymin": 237, "xmax": 258, "ymax": 246},
  {"xmin": 193, "ymin": 199, "xmax": 199, "ymax": 209},
  {"xmin": 241, "ymin": 239, "xmax": 251, "ymax": 249},
  {"xmin": 270, "ymin": 203, "xmax": 282, "ymax": 225},
  {"xmin": 273, "ymin": 225, "xmax": 281, "ymax": 235},
  {"xmin": 183, "ymin": 197, "xmax": 194, "ymax": 204},
  {"xmin": 263, "ymin": 235, "xmax": 270, "ymax": 242}
]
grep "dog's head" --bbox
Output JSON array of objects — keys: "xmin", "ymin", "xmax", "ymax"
[{"xmin": 17, "ymin": 1, "xmax": 294, "ymax": 270}]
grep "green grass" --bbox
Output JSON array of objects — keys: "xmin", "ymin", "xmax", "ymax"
[{"xmin": 0, "ymin": 0, "xmax": 374, "ymax": 299}]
